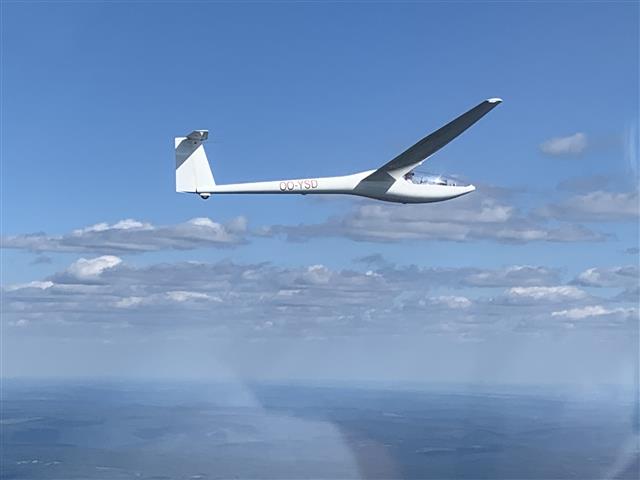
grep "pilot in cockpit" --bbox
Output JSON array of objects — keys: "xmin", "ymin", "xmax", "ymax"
[{"xmin": 404, "ymin": 172, "xmax": 415, "ymax": 182}]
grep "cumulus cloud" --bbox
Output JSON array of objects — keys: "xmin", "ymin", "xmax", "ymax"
[
  {"xmin": 5, "ymin": 281, "xmax": 54, "ymax": 292},
  {"xmin": 7, "ymin": 319, "xmax": 30, "ymax": 328},
  {"xmin": 572, "ymin": 265, "xmax": 639, "ymax": 288},
  {"xmin": 552, "ymin": 305, "xmax": 637, "ymax": 320},
  {"xmin": 166, "ymin": 291, "xmax": 222, "ymax": 303},
  {"xmin": 463, "ymin": 265, "xmax": 561, "ymax": 287},
  {"xmin": 424, "ymin": 296, "xmax": 472, "ymax": 309},
  {"xmin": 353, "ymin": 260, "xmax": 563, "ymax": 290},
  {"xmin": 67, "ymin": 256, "xmax": 122, "ymax": 280},
  {"xmin": 537, "ymin": 191, "xmax": 639, "ymax": 222},
  {"xmin": 114, "ymin": 296, "xmax": 145, "ymax": 309},
  {"xmin": 540, "ymin": 132, "xmax": 588, "ymax": 157},
  {"xmin": 47, "ymin": 255, "xmax": 124, "ymax": 285},
  {"xmin": 1, "ymin": 217, "xmax": 248, "ymax": 254},
  {"xmin": 266, "ymin": 192, "xmax": 604, "ymax": 244},
  {"xmin": 73, "ymin": 219, "xmax": 153, "ymax": 234},
  {"xmin": 498, "ymin": 286, "xmax": 588, "ymax": 305}
]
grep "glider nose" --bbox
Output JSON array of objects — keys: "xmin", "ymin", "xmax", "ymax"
[
  {"xmin": 452, "ymin": 184, "xmax": 475, "ymax": 199},
  {"xmin": 448, "ymin": 184, "xmax": 475, "ymax": 201}
]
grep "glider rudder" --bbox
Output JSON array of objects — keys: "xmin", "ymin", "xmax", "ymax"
[{"xmin": 175, "ymin": 130, "xmax": 215, "ymax": 197}]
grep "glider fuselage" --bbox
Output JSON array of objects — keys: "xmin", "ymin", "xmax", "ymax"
[{"xmin": 206, "ymin": 170, "xmax": 475, "ymax": 204}]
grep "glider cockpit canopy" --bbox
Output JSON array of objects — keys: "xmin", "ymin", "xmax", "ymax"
[{"xmin": 404, "ymin": 172, "xmax": 470, "ymax": 187}]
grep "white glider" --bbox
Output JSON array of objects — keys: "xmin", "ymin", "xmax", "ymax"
[{"xmin": 175, "ymin": 98, "xmax": 501, "ymax": 204}]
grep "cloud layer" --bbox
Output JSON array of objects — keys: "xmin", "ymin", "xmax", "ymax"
[
  {"xmin": 4, "ymin": 182, "xmax": 634, "ymax": 255},
  {"xmin": 1, "ymin": 217, "xmax": 248, "ymax": 254},
  {"xmin": 266, "ymin": 192, "xmax": 606, "ymax": 244},
  {"xmin": 3, "ymin": 256, "xmax": 636, "ymax": 340}
]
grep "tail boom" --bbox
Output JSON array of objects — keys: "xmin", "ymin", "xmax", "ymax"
[{"xmin": 207, "ymin": 173, "xmax": 366, "ymax": 195}]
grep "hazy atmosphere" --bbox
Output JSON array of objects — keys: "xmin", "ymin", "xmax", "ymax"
[
  {"xmin": 1, "ymin": 2, "xmax": 638, "ymax": 478},
  {"xmin": 2, "ymin": 1, "xmax": 638, "ymax": 385}
]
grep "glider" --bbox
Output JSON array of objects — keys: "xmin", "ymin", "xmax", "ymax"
[{"xmin": 175, "ymin": 98, "xmax": 501, "ymax": 204}]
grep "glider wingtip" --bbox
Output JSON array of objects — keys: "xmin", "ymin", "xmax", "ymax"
[{"xmin": 487, "ymin": 97, "xmax": 503, "ymax": 104}]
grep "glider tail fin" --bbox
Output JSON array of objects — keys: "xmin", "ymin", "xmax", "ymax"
[{"xmin": 175, "ymin": 130, "xmax": 216, "ymax": 195}]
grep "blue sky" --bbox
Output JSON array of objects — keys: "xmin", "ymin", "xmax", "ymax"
[{"xmin": 1, "ymin": 2, "xmax": 638, "ymax": 385}]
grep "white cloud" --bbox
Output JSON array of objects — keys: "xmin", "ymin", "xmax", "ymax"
[
  {"xmin": 73, "ymin": 219, "xmax": 153, "ymax": 234},
  {"xmin": 463, "ymin": 265, "xmax": 560, "ymax": 287},
  {"xmin": 537, "ymin": 191, "xmax": 638, "ymax": 222},
  {"xmin": 166, "ymin": 291, "xmax": 221, "ymax": 303},
  {"xmin": 357, "ymin": 262, "xmax": 562, "ymax": 290},
  {"xmin": 425, "ymin": 296, "xmax": 472, "ymax": 309},
  {"xmin": 6, "ymin": 281, "xmax": 54, "ymax": 291},
  {"xmin": 573, "ymin": 266, "xmax": 639, "ymax": 288},
  {"xmin": 276, "ymin": 289, "xmax": 302, "ymax": 297},
  {"xmin": 115, "ymin": 296, "xmax": 145, "ymax": 308},
  {"xmin": 8, "ymin": 319, "xmax": 30, "ymax": 328},
  {"xmin": 300, "ymin": 265, "xmax": 332, "ymax": 285},
  {"xmin": 188, "ymin": 217, "xmax": 225, "ymax": 229},
  {"xmin": 67, "ymin": 255, "xmax": 122, "ymax": 280},
  {"xmin": 503, "ymin": 286, "xmax": 587, "ymax": 304},
  {"xmin": 552, "ymin": 306, "xmax": 636, "ymax": 320},
  {"xmin": 540, "ymin": 132, "xmax": 588, "ymax": 156}
]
